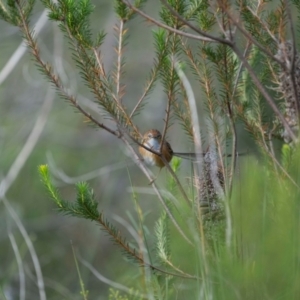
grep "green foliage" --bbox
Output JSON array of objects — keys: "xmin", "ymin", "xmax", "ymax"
[
  {"xmin": 155, "ymin": 211, "xmax": 171, "ymax": 266},
  {"xmin": 153, "ymin": 28, "xmax": 168, "ymax": 54},
  {"xmin": 160, "ymin": 0, "xmax": 187, "ymax": 28},
  {"xmin": 155, "ymin": 29, "xmax": 181, "ymax": 94},
  {"xmin": 108, "ymin": 288, "xmax": 143, "ymax": 300},
  {"xmin": 225, "ymin": 159, "xmax": 300, "ymax": 299},
  {"xmin": 194, "ymin": 0, "xmax": 214, "ymax": 30},
  {"xmin": 115, "ymin": 0, "xmax": 147, "ymax": 21},
  {"xmin": 24, "ymin": 0, "xmax": 35, "ymax": 18},
  {"xmin": 42, "ymin": 0, "xmax": 95, "ymax": 47},
  {"xmin": 281, "ymin": 143, "xmax": 294, "ymax": 170},
  {"xmin": 39, "ymin": 165, "xmax": 100, "ymax": 220},
  {"xmin": 72, "ymin": 245, "xmax": 89, "ymax": 300},
  {"xmin": 114, "ymin": 0, "xmax": 130, "ymax": 20},
  {"xmin": 0, "ymin": 0, "xmax": 20, "ymax": 25},
  {"xmin": 3, "ymin": 0, "xmax": 300, "ymax": 298},
  {"xmin": 108, "ymin": 289, "xmax": 128, "ymax": 300},
  {"xmin": 38, "ymin": 164, "xmax": 63, "ymax": 207}
]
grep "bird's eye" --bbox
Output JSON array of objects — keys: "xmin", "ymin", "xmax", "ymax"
[{"xmin": 148, "ymin": 133, "xmax": 152, "ymax": 138}]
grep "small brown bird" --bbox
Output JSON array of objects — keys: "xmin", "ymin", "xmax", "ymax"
[
  {"xmin": 139, "ymin": 129, "xmax": 243, "ymax": 169},
  {"xmin": 139, "ymin": 129, "xmax": 173, "ymax": 168}
]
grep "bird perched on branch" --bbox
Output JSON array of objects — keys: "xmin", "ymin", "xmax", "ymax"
[
  {"xmin": 138, "ymin": 128, "xmax": 228, "ymax": 168},
  {"xmin": 138, "ymin": 129, "xmax": 173, "ymax": 168},
  {"xmin": 139, "ymin": 129, "xmax": 241, "ymax": 216}
]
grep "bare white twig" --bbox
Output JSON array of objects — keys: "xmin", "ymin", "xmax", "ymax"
[
  {"xmin": 8, "ymin": 231, "xmax": 26, "ymax": 300},
  {"xmin": 47, "ymin": 152, "xmax": 131, "ymax": 184},
  {"xmin": 112, "ymin": 214, "xmax": 141, "ymax": 243},
  {"xmin": 173, "ymin": 59, "xmax": 212, "ymax": 278},
  {"xmin": 116, "ymin": 20, "xmax": 124, "ymax": 102},
  {"xmin": 78, "ymin": 256, "xmax": 148, "ymax": 298},
  {"xmin": 173, "ymin": 59, "xmax": 204, "ymax": 177},
  {"xmin": 0, "ymin": 85, "xmax": 54, "ymax": 300},
  {"xmin": 127, "ymin": 187, "xmax": 180, "ymax": 207},
  {"xmin": 0, "ymin": 86, "xmax": 54, "ymax": 198},
  {"xmin": 0, "ymin": 9, "xmax": 49, "ymax": 85},
  {"xmin": 4, "ymin": 197, "xmax": 46, "ymax": 300},
  {"xmin": 112, "ymin": 213, "xmax": 156, "ymax": 290}
]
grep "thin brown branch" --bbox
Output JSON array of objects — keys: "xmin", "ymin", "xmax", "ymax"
[
  {"xmin": 258, "ymin": 125, "xmax": 299, "ymax": 190},
  {"xmin": 226, "ymin": 97, "xmax": 237, "ymax": 198},
  {"xmin": 15, "ymin": 1, "xmax": 118, "ymax": 138},
  {"xmin": 130, "ymin": 33, "xmax": 172, "ymax": 119},
  {"xmin": 237, "ymin": 106, "xmax": 299, "ymax": 190},
  {"xmin": 121, "ymin": 0, "xmax": 216, "ymax": 42},
  {"xmin": 90, "ymin": 32, "xmax": 139, "ymax": 137},
  {"xmin": 92, "ymin": 47, "xmax": 122, "ymax": 105},
  {"xmin": 232, "ymin": 40, "xmax": 252, "ymax": 99},
  {"xmin": 92, "ymin": 48, "xmax": 106, "ymax": 77},
  {"xmin": 97, "ymin": 213, "xmax": 196, "ymax": 279},
  {"xmin": 129, "ymin": 71, "xmax": 156, "ymax": 119},
  {"xmin": 246, "ymin": 5, "xmax": 278, "ymax": 43},
  {"xmin": 178, "ymin": 40, "xmax": 201, "ymax": 139},
  {"xmin": 218, "ymin": 1, "xmax": 286, "ymax": 68},
  {"xmin": 160, "ymin": 0, "xmax": 232, "ymax": 46},
  {"xmin": 161, "ymin": 154, "xmax": 192, "ymax": 208},
  {"xmin": 160, "ymin": 90, "xmax": 172, "ymax": 154},
  {"xmin": 126, "ymin": 131, "xmax": 192, "ymax": 208},
  {"xmin": 232, "ymin": 44, "xmax": 298, "ymax": 142},
  {"xmin": 161, "ymin": 40, "xmax": 177, "ymax": 154},
  {"xmin": 57, "ymin": 20, "xmax": 139, "ymax": 138}
]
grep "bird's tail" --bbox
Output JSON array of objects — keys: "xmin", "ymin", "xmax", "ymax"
[{"xmin": 173, "ymin": 152, "xmax": 246, "ymax": 160}]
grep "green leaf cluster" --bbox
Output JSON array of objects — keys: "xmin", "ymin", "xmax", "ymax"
[{"xmin": 39, "ymin": 165, "xmax": 99, "ymax": 221}]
